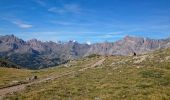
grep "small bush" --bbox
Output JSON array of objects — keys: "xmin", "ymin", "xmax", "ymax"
[
  {"xmin": 136, "ymin": 83, "xmax": 152, "ymax": 89},
  {"xmin": 86, "ymin": 54, "xmax": 100, "ymax": 58},
  {"xmin": 140, "ymin": 70, "xmax": 163, "ymax": 78}
]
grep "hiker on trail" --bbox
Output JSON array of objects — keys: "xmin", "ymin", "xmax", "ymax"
[
  {"xmin": 133, "ymin": 52, "xmax": 136, "ymax": 56},
  {"xmin": 26, "ymin": 76, "xmax": 38, "ymax": 81}
]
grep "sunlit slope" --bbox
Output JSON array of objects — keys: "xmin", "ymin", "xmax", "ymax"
[
  {"xmin": 4, "ymin": 49, "xmax": 170, "ymax": 100},
  {"xmin": 0, "ymin": 56, "xmax": 101, "ymax": 89}
]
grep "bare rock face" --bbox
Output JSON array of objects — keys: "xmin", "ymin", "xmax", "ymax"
[
  {"xmin": 0, "ymin": 35, "xmax": 90, "ymax": 69},
  {"xmin": 86, "ymin": 36, "xmax": 169, "ymax": 55},
  {"xmin": 0, "ymin": 35, "xmax": 26, "ymax": 52},
  {"xmin": 0, "ymin": 35, "xmax": 170, "ymax": 69}
]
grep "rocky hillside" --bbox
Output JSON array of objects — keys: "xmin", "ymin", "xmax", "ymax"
[
  {"xmin": 0, "ymin": 35, "xmax": 90, "ymax": 69},
  {"xmin": 0, "ymin": 35, "xmax": 170, "ymax": 69},
  {"xmin": 87, "ymin": 36, "xmax": 170, "ymax": 55}
]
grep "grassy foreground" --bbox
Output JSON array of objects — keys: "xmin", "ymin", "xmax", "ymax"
[
  {"xmin": 0, "ymin": 56, "xmax": 101, "ymax": 88},
  {"xmin": 2, "ymin": 49, "xmax": 170, "ymax": 100}
]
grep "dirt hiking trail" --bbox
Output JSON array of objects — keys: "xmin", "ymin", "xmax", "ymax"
[{"xmin": 0, "ymin": 58, "xmax": 105, "ymax": 99}]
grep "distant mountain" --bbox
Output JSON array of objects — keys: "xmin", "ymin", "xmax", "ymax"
[
  {"xmin": 0, "ymin": 35, "xmax": 90, "ymax": 69},
  {"xmin": 87, "ymin": 36, "xmax": 170, "ymax": 55},
  {"xmin": 0, "ymin": 35, "xmax": 170, "ymax": 69}
]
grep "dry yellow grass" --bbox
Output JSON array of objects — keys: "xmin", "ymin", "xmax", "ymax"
[{"xmin": 2, "ymin": 48, "xmax": 170, "ymax": 100}]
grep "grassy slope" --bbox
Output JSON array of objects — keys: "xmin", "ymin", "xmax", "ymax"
[
  {"xmin": 0, "ymin": 68, "xmax": 31, "ymax": 87},
  {"xmin": 0, "ymin": 56, "xmax": 101, "ymax": 88},
  {"xmin": 3, "ymin": 49, "xmax": 170, "ymax": 100}
]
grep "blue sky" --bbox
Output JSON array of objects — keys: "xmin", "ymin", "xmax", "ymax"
[{"xmin": 0, "ymin": 0, "xmax": 170, "ymax": 43}]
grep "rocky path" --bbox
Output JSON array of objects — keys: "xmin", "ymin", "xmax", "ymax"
[
  {"xmin": 0, "ymin": 58, "xmax": 105, "ymax": 99},
  {"xmin": 79, "ymin": 58, "xmax": 105, "ymax": 71}
]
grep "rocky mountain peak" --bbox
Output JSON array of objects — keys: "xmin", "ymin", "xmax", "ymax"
[
  {"xmin": 123, "ymin": 35, "xmax": 143, "ymax": 41},
  {"xmin": 28, "ymin": 39, "xmax": 41, "ymax": 43},
  {"xmin": 27, "ymin": 39, "xmax": 44, "ymax": 47},
  {"xmin": 68, "ymin": 40, "xmax": 78, "ymax": 44},
  {"xmin": 0, "ymin": 35, "xmax": 170, "ymax": 69},
  {"xmin": 124, "ymin": 35, "xmax": 133, "ymax": 39},
  {"xmin": 0, "ymin": 34, "xmax": 24, "ymax": 43}
]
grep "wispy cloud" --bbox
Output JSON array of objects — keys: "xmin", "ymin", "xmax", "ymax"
[
  {"xmin": 50, "ymin": 20, "xmax": 93, "ymax": 26},
  {"xmin": 102, "ymin": 34, "xmax": 114, "ymax": 38},
  {"xmin": 11, "ymin": 20, "xmax": 33, "ymax": 28},
  {"xmin": 50, "ymin": 21, "xmax": 73, "ymax": 25},
  {"xmin": 48, "ymin": 4, "xmax": 81, "ymax": 14},
  {"xmin": 98, "ymin": 33, "xmax": 125, "ymax": 39},
  {"xmin": 1, "ymin": 16, "xmax": 33, "ymax": 29},
  {"xmin": 35, "ymin": 0, "xmax": 46, "ymax": 7}
]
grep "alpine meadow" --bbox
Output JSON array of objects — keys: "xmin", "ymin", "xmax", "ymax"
[{"xmin": 0, "ymin": 0, "xmax": 170, "ymax": 100}]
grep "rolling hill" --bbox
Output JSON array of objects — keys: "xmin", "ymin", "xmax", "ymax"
[{"xmin": 0, "ymin": 48, "xmax": 170, "ymax": 100}]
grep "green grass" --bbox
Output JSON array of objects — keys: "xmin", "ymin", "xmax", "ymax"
[
  {"xmin": 3, "ymin": 48, "xmax": 170, "ymax": 100},
  {"xmin": 5, "ymin": 65, "xmax": 170, "ymax": 100},
  {"xmin": 0, "ymin": 68, "xmax": 32, "ymax": 87},
  {"xmin": 0, "ymin": 56, "xmax": 101, "ymax": 88}
]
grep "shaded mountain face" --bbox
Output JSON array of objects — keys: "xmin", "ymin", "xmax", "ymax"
[
  {"xmin": 0, "ymin": 35, "xmax": 170, "ymax": 69},
  {"xmin": 0, "ymin": 35, "xmax": 90, "ymax": 69}
]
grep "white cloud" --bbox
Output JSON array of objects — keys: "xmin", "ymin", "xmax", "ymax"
[
  {"xmin": 50, "ymin": 20, "xmax": 92, "ymax": 26},
  {"xmin": 0, "ymin": 16, "xmax": 33, "ymax": 29},
  {"xmin": 35, "ymin": 0, "xmax": 46, "ymax": 7},
  {"xmin": 48, "ymin": 4, "xmax": 81, "ymax": 14},
  {"xmin": 48, "ymin": 7, "xmax": 66, "ymax": 14},
  {"xmin": 12, "ymin": 20, "xmax": 33, "ymax": 28},
  {"xmin": 64, "ymin": 4, "xmax": 80, "ymax": 13}
]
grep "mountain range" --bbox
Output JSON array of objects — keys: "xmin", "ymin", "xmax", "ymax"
[{"xmin": 0, "ymin": 35, "xmax": 170, "ymax": 69}]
